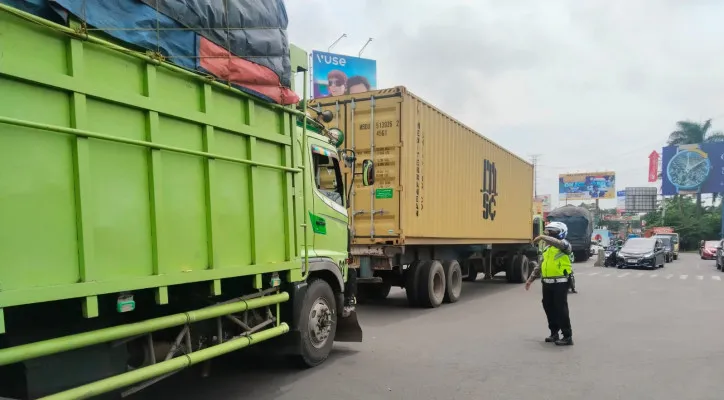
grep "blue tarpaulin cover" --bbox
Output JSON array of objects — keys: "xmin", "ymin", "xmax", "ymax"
[{"xmin": 0, "ymin": 0, "xmax": 297, "ymax": 104}]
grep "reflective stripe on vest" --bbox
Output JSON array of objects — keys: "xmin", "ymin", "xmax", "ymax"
[{"xmin": 541, "ymin": 245, "xmax": 572, "ymax": 278}]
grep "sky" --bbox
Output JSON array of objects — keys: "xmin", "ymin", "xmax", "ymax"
[{"xmin": 285, "ymin": 0, "xmax": 724, "ymax": 209}]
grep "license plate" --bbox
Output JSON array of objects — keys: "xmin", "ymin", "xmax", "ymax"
[{"xmin": 627, "ymin": 259, "xmax": 638, "ymax": 264}]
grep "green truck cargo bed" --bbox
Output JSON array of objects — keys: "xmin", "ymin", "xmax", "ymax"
[{"xmin": 0, "ymin": 7, "xmax": 305, "ymax": 310}]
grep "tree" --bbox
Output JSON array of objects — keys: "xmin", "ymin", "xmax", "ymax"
[
  {"xmin": 643, "ymin": 196, "xmax": 721, "ymax": 250},
  {"xmin": 667, "ymin": 119, "xmax": 724, "ymax": 210}
]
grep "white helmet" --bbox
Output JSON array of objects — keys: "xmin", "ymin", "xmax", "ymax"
[{"xmin": 544, "ymin": 221, "xmax": 568, "ymax": 240}]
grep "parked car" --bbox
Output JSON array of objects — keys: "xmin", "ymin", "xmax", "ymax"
[
  {"xmin": 654, "ymin": 236, "xmax": 675, "ymax": 263},
  {"xmin": 701, "ymin": 240, "xmax": 719, "ymax": 260},
  {"xmin": 616, "ymin": 238, "xmax": 666, "ymax": 270}
]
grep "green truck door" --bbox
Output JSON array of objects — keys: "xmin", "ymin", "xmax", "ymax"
[{"xmin": 310, "ymin": 144, "xmax": 348, "ymax": 261}]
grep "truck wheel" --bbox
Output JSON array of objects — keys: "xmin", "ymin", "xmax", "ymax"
[
  {"xmin": 462, "ymin": 259, "xmax": 479, "ymax": 282},
  {"xmin": 416, "ymin": 260, "xmax": 446, "ymax": 308},
  {"xmin": 358, "ymin": 282, "xmax": 392, "ymax": 302},
  {"xmin": 578, "ymin": 251, "xmax": 590, "ymax": 262},
  {"xmin": 442, "ymin": 260, "xmax": 463, "ymax": 303},
  {"xmin": 506, "ymin": 255, "xmax": 529, "ymax": 283},
  {"xmin": 405, "ymin": 261, "xmax": 421, "ymax": 307},
  {"xmin": 294, "ymin": 279, "xmax": 337, "ymax": 368}
]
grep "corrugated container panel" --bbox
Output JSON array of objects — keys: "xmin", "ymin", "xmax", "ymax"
[{"xmin": 310, "ymin": 87, "xmax": 533, "ymax": 246}]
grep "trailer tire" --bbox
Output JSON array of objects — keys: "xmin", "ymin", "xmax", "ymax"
[
  {"xmin": 293, "ymin": 279, "xmax": 337, "ymax": 368},
  {"xmin": 442, "ymin": 260, "xmax": 463, "ymax": 303},
  {"xmin": 462, "ymin": 259, "xmax": 479, "ymax": 282},
  {"xmin": 405, "ymin": 261, "xmax": 422, "ymax": 307},
  {"xmin": 416, "ymin": 260, "xmax": 446, "ymax": 308},
  {"xmin": 507, "ymin": 255, "xmax": 529, "ymax": 283}
]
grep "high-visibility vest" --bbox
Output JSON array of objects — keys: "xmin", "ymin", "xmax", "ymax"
[{"xmin": 541, "ymin": 245, "xmax": 572, "ymax": 278}]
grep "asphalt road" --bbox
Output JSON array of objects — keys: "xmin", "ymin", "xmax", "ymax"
[{"xmin": 135, "ymin": 252, "xmax": 724, "ymax": 400}]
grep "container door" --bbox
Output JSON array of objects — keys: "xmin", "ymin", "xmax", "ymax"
[{"xmin": 346, "ymin": 95, "xmax": 403, "ymax": 241}]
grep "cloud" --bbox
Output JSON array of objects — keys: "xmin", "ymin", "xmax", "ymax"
[{"xmin": 285, "ymin": 0, "xmax": 724, "ymax": 207}]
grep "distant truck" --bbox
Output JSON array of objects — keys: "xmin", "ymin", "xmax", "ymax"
[
  {"xmin": 0, "ymin": 2, "xmax": 374, "ymax": 398},
  {"xmin": 310, "ymin": 87, "xmax": 543, "ymax": 308},
  {"xmin": 547, "ymin": 205, "xmax": 593, "ymax": 262}
]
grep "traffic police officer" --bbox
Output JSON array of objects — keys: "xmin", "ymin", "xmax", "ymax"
[{"xmin": 525, "ymin": 221, "xmax": 574, "ymax": 346}]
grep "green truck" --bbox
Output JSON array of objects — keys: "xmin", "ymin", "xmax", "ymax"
[{"xmin": 0, "ymin": 3, "xmax": 372, "ymax": 399}]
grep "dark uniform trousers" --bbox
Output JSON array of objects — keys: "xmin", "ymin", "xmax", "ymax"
[{"xmin": 542, "ymin": 281, "xmax": 572, "ymax": 337}]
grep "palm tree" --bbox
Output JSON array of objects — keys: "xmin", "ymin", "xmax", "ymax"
[{"xmin": 667, "ymin": 119, "xmax": 724, "ymax": 210}]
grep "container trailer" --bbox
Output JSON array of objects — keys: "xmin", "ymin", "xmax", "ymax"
[
  {"xmin": 310, "ymin": 87, "xmax": 543, "ymax": 308},
  {"xmin": 0, "ymin": 2, "xmax": 374, "ymax": 398}
]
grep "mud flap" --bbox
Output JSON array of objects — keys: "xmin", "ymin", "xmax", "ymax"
[{"xmin": 335, "ymin": 308, "xmax": 363, "ymax": 342}]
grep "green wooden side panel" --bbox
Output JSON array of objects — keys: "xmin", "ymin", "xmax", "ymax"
[{"xmin": 0, "ymin": 9, "xmax": 303, "ymax": 309}]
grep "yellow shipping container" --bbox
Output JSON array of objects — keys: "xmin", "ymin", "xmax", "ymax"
[{"xmin": 311, "ymin": 86, "xmax": 533, "ymax": 246}]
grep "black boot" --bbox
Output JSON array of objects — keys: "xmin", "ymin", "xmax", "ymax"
[
  {"xmin": 545, "ymin": 332, "xmax": 560, "ymax": 343},
  {"xmin": 555, "ymin": 336, "xmax": 574, "ymax": 346}
]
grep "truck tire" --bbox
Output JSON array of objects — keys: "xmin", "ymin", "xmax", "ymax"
[
  {"xmin": 442, "ymin": 260, "xmax": 463, "ymax": 303},
  {"xmin": 294, "ymin": 279, "xmax": 337, "ymax": 368},
  {"xmin": 405, "ymin": 261, "xmax": 421, "ymax": 307},
  {"xmin": 577, "ymin": 250, "xmax": 590, "ymax": 262},
  {"xmin": 358, "ymin": 282, "xmax": 392, "ymax": 302},
  {"xmin": 416, "ymin": 260, "xmax": 446, "ymax": 308},
  {"xmin": 506, "ymin": 255, "xmax": 529, "ymax": 283},
  {"xmin": 462, "ymin": 259, "xmax": 479, "ymax": 282}
]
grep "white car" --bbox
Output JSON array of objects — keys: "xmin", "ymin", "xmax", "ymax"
[{"xmin": 590, "ymin": 243, "xmax": 604, "ymax": 256}]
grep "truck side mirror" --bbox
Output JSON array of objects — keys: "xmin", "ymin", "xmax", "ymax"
[
  {"xmin": 320, "ymin": 110, "xmax": 334, "ymax": 123},
  {"xmin": 362, "ymin": 160, "xmax": 375, "ymax": 186}
]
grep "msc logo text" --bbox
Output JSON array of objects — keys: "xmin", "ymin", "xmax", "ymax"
[{"xmin": 482, "ymin": 159, "xmax": 497, "ymax": 221}]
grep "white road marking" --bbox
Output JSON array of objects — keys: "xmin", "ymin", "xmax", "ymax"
[
  {"xmin": 697, "ymin": 275, "xmax": 704, "ymax": 280},
  {"xmin": 666, "ymin": 274, "xmax": 674, "ymax": 279},
  {"xmin": 603, "ymin": 274, "xmax": 611, "ymax": 277},
  {"xmin": 650, "ymin": 274, "xmax": 658, "ymax": 278},
  {"xmin": 680, "ymin": 275, "xmax": 688, "ymax": 280},
  {"xmin": 589, "ymin": 272, "xmax": 600, "ymax": 276},
  {"xmin": 618, "ymin": 272, "xmax": 630, "ymax": 278},
  {"xmin": 636, "ymin": 272, "xmax": 644, "ymax": 278},
  {"xmin": 713, "ymin": 276, "xmax": 721, "ymax": 281}
]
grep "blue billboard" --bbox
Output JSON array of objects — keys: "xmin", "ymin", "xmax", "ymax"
[
  {"xmin": 662, "ymin": 143, "xmax": 724, "ymax": 195},
  {"xmin": 311, "ymin": 50, "xmax": 377, "ymax": 99}
]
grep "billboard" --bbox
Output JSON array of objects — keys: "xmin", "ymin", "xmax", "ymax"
[
  {"xmin": 311, "ymin": 50, "xmax": 377, "ymax": 99},
  {"xmin": 616, "ymin": 190, "xmax": 626, "ymax": 211},
  {"xmin": 534, "ymin": 195, "xmax": 552, "ymax": 212},
  {"xmin": 625, "ymin": 187, "xmax": 658, "ymax": 212},
  {"xmin": 661, "ymin": 143, "xmax": 724, "ymax": 195},
  {"xmin": 559, "ymin": 172, "xmax": 616, "ymax": 200}
]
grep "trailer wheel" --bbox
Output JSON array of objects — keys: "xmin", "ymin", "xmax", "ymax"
[
  {"xmin": 506, "ymin": 255, "xmax": 529, "ymax": 283},
  {"xmin": 416, "ymin": 260, "xmax": 446, "ymax": 308},
  {"xmin": 462, "ymin": 259, "xmax": 479, "ymax": 282},
  {"xmin": 442, "ymin": 260, "xmax": 463, "ymax": 303},
  {"xmin": 404, "ymin": 261, "xmax": 421, "ymax": 307},
  {"xmin": 294, "ymin": 279, "xmax": 337, "ymax": 368}
]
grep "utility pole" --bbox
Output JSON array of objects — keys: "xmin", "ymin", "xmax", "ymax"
[{"xmin": 530, "ymin": 154, "xmax": 541, "ymax": 197}]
